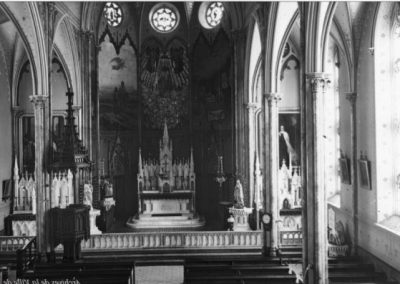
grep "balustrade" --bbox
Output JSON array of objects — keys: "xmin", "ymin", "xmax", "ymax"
[
  {"xmin": 0, "ymin": 236, "xmax": 33, "ymax": 251},
  {"xmin": 80, "ymin": 231, "xmax": 262, "ymax": 250}
]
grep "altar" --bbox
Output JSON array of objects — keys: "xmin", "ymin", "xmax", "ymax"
[{"xmin": 126, "ymin": 122, "xmax": 205, "ymax": 230}]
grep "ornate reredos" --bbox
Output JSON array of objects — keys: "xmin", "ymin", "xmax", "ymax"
[{"xmin": 140, "ymin": 39, "xmax": 189, "ymax": 128}]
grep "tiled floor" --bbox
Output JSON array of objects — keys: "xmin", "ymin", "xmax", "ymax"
[{"xmin": 135, "ymin": 265, "xmax": 184, "ymax": 284}]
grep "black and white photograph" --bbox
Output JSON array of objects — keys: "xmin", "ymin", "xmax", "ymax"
[{"xmin": 0, "ymin": 1, "xmax": 399, "ymax": 284}]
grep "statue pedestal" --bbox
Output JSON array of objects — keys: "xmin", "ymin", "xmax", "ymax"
[
  {"xmin": 229, "ymin": 207, "xmax": 253, "ymax": 231},
  {"xmin": 90, "ymin": 209, "xmax": 101, "ymax": 235}
]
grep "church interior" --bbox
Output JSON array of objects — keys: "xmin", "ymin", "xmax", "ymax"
[{"xmin": 0, "ymin": 1, "xmax": 400, "ymax": 284}]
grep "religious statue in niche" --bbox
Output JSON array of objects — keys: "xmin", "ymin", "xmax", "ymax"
[{"xmin": 140, "ymin": 40, "xmax": 189, "ymax": 128}]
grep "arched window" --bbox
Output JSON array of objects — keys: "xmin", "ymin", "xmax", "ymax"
[
  {"xmin": 375, "ymin": 3, "xmax": 400, "ymax": 225},
  {"xmin": 150, "ymin": 3, "xmax": 180, "ymax": 33},
  {"xmin": 103, "ymin": 2, "xmax": 123, "ymax": 27},
  {"xmin": 198, "ymin": 2, "xmax": 225, "ymax": 30},
  {"xmin": 325, "ymin": 43, "xmax": 342, "ymax": 207}
]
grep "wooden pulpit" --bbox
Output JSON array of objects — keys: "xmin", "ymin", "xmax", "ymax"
[{"xmin": 50, "ymin": 204, "xmax": 90, "ymax": 262}]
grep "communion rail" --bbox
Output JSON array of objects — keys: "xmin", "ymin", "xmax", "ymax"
[
  {"xmin": 80, "ymin": 231, "xmax": 263, "ymax": 250},
  {"xmin": 0, "ymin": 236, "xmax": 33, "ymax": 251},
  {"xmin": 1, "ymin": 231, "xmax": 263, "ymax": 252},
  {"xmin": 16, "ymin": 237, "xmax": 36, "ymax": 277}
]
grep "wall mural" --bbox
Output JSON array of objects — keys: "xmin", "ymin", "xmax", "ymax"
[
  {"xmin": 140, "ymin": 39, "xmax": 189, "ymax": 129},
  {"xmin": 279, "ymin": 113, "xmax": 301, "ymax": 169},
  {"xmin": 22, "ymin": 116, "xmax": 35, "ymax": 173},
  {"xmin": 98, "ymin": 34, "xmax": 138, "ymax": 131}
]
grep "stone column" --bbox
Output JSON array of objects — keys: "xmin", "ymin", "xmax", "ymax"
[
  {"xmin": 305, "ymin": 73, "xmax": 330, "ymax": 284},
  {"xmin": 30, "ymin": 95, "xmax": 49, "ymax": 257},
  {"xmin": 80, "ymin": 31, "xmax": 94, "ymax": 154},
  {"xmin": 247, "ymin": 102, "xmax": 258, "ymax": 207},
  {"xmin": 346, "ymin": 92, "xmax": 358, "ymax": 254},
  {"xmin": 232, "ymin": 28, "xmax": 249, "ymax": 204},
  {"xmin": 265, "ymin": 93, "xmax": 281, "ymax": 256}
]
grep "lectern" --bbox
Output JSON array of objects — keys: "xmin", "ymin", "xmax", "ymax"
[{"xmin": 50, "ymin": 204, "xmax": 90, "ymax": 262}]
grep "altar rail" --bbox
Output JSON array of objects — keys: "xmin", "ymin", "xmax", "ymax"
[
  {"xmin": 1, "ymin": 232, "xmax": 263, "ymax": 252},
  {"xmin": 80, "ymin": 231, "xmax": 263, "ymax": 250},
  {"xmin": 0, "ymin": 236, "xmax": 33, "ymax": 251}
]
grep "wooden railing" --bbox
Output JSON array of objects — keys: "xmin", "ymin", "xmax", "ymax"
[
  {"xmin": 80, "ymin": 231, "xmax": 263, "ymax": 250},
  {"xmin": 0, "ymin": 236, "xmax": 33, "ymax": 251},
  {"xmin": 280, "ymin": 230, "xmax": 302, "ymax": 246},
  {"xmin": 16, "ymin": 237, "xmax": 37, "ymax": 277}
]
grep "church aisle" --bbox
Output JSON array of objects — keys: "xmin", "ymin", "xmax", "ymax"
[{"xmin": 135, "ymin": 265, "xmax": 183, "ymax": 284}]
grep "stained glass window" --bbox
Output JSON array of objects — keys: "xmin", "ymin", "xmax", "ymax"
[
  {"xmin": 150, "ymin": 4, "xmax": 179, "ymax": 33},
  {"xmin": 103, "ymin": 2, "xmax": 123, "ymax": 27},
  {"xmin": 206, "ymin": 2, "xmax": 224, "ymax": 27}
]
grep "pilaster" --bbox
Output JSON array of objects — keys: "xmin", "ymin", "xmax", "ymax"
[
  {"xmin": 264, "ymin": 92, "xmax": 281, "ymax": 256},
  {"xmin": 247, "ymin": 102, "xmax": 259, "ymax": 207},
  {"xmin": 346, "ymin": 92, "xmax": 358, "ymax": 254},
  {"xmin": 305, "ymin": 72, "xmax": 331, "ymax": 284},
  {"xmin": 232, "ymin": 28, "xmax": 249, "ymax": 205},
  {"xmin": 30, "ymin": 94, "xmax": 49, "ymax": 257}
]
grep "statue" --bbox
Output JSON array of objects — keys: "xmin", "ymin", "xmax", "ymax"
[
  {"xmin": 234, "ymin": 179, "xmax": 244, "ymax": 209},
  {"xmin": 103, "ymin": 180, "xmax": 114, "ymax": 198},
  {"xmin": 31, "ymin": 185, "xmax": 36, "ymax": 215},
  {"xmin": 279, "ymin": 125, "xmax": 298, "ymax": 168},
  {"xmin": 83, "ymin": 184, "xmax": 93, "ymax": 208}
]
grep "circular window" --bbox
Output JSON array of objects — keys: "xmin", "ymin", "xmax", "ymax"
[
  {"xmin": 199, "ymin": 2, "xmax": 225, "ymax": 29},
  {"xmin": 150, "ymin": 3, "xmax": 180, "ymax": 33},
  {"xmin": 103, "ymin": 2, "xmax": 123, "ymax": 27},
  {"xmin": 206, "ymin": 2, "xmax": 224, "ymax": 27}
]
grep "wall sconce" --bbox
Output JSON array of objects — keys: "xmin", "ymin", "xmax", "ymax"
[{"xmin": 215, "ymin": 155, "xmax": 226, "ymax": 188}]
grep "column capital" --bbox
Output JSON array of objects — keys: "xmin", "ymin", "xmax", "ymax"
[
  {"xmin": 264, "ymin": 93, "xmax": 281, "ymax": 103},
  {"xmin": 246, "ymin": 102, "xmax": 259, "ymax": 111},
  {"xmin": 345, "ymin": 92, "xmax": 358, "ymax": 106},
  {"xmin": 306, "ymin": 73, "xmax": 331, "ymax": 94},
  {"xmin": 29, "ymin": 95, "xmax": 48, "ymax": 106}
]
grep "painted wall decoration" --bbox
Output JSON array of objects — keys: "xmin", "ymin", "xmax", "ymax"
[
  {"xmin": 22, "ymin": 116, "xmax": 35, "ymax": 172},
  {"xmin": 98, "ymin": 34, "xmax": 138, "ymax": 130},
  {"xmin": 279, "ymin": 113, "xmax": 301, "ymax": 169},
  {"xmin": 140, "ymin": 39, "xmax": 189, "ymax": 128}
]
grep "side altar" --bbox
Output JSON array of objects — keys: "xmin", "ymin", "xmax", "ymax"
[{"xmin": 126, "ymin": 123, "xmax": 205, "ymax": 230}]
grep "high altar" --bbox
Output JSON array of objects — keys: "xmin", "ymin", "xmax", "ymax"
[{"xmin": 126, "ymin": 122, "xmax": 204, "ymax": 230}]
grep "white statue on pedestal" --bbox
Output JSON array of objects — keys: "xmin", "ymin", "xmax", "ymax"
[
  {"xmin": 31, "ymin": 185, "xmax": 36, "ymax": 215},
  {"xmin": 83, "ymin": 184, "xmax": 93, "ymax": 209},
  {"xmin": 234, "ymin": 179, "xmax": 244, "ymax": 209}
]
